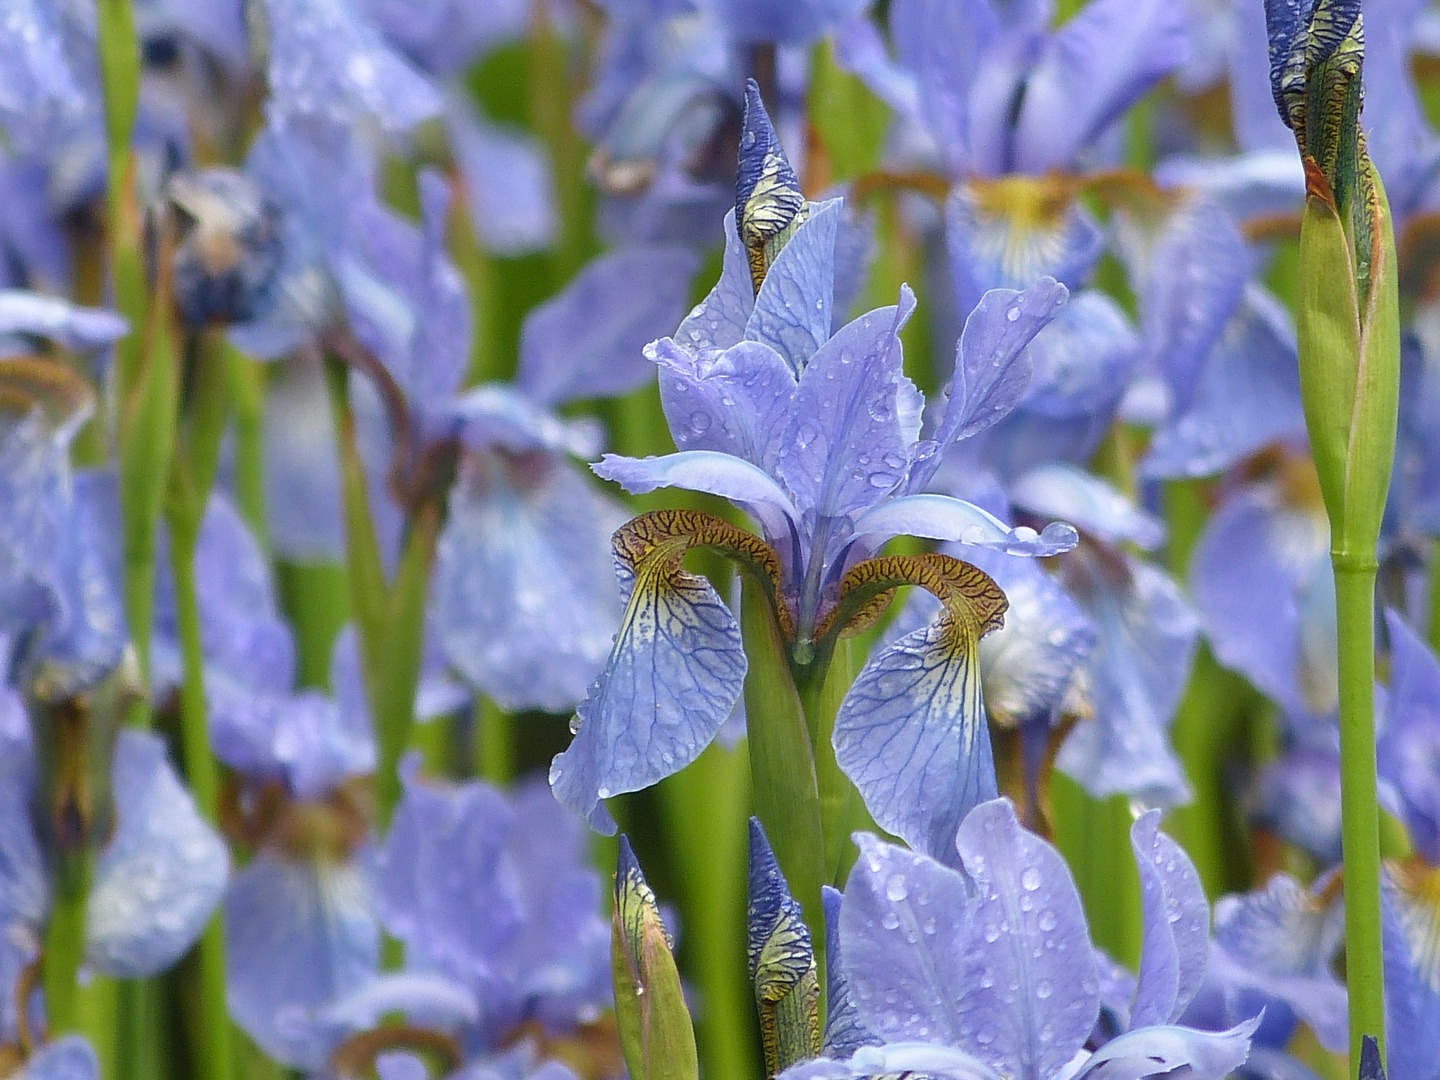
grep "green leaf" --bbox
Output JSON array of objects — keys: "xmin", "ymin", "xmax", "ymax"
[
  {"xmin": 611, "ymin": 837, "xmax": 700, "ymax": 1080},
  {"xmin": 741, "ymin": 573, "xmax": 827, "ymax": 977}
]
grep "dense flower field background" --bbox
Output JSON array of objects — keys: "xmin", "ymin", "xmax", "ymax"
[{"xmin": 2, "ymin": 0, "xmax": 1440, "ymax": 1078}]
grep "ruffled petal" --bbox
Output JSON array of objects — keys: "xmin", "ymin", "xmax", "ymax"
[
  {"xmin": 835, "ymin": 620, "xmax": 998, "ymax": 866},
  {"xmin": 777, "ymin": 287, "xmax": 920, "ymax": 519},
  {"xmin": 517, "ymin": 247, "xmax": 700, "ymax": 407},
  {"xmin": 1129, "ymin": 810, "xmax": 1210, "ymax": 1027},
  {"xmin": 654, "ymin": 337, "xmax": 798, "ymax": 474},
  {"xmin": 745, "ymin": 200, "xmax": 843, "ymax": 375},
  {"xmin": 550, "ymin": 530, "xmax": 748, "ymax": 833},
  {"xmin": 434, "ymin": 456, "xmax": 627, "ymax": 713},
  {"xmin": 225, "ymin": 854, "xmax": 379, "ymax": 1069},
  {"xmin": 849, "ymin": 494, "xmax": 1078, "ymax": 556},
  {"xmin": 840, "ymin": 834, "xmax": 976, "ymax": 1044},
  {"xmin": 594, "ymin": 451, "xmax": 799, "ymax": 544},
  {"xmin": 87, "ymin": 731, "xmax": 230, "ymax": 977}
]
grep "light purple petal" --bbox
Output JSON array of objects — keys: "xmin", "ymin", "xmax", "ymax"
[
  {"xmin": 1010, "ymin": 465, "xmax": 1164, "ymax": 550},
  {"xmin": 225, "ymin": 854, "xmax": 379, "ymax": 1069},
  {"xmin": 447, "ymin": 99, "xmax": 556, "ymax": 257},
  {"xmin": 835, "ymin": 622, "xmax": 998, "ymax": 867},
  {"xmin": 781, "ymin": 1042, "xmax": 1005, "ymax": 1080},
  {"xmin": 1382, "ymin": 866, "xmax": 1440, "ymax": 1080},
  {"xmin": 594, "ymin": 451, "xmax": 799, "ymax": 542},
  {"xmin": 704, "ymin": 0, "xmax": 871, "ymax": 46},
  {"xmin": 1229, "ymin": 0, "xmax": 1295, "ymax": 153},
  {"xmin": 675, "ymin": 208, "xmax": 754, "ymax": 354},
  {"xmin": 1124, "ymin": 197, "xmax": 1250, "ymax": 415},
  {"xmin": 0, "ymin": 738, "xmax": 47, "ymax": 935},
  {"xmin": 745, "ymin": 199, "xmax": 843, "ymax": 374},
  {"xmin": 1209, "ymin": 875, "xmax": 1348, "ymax": 1053},
  {"xmin": 889, "ymin": 0, "xmax": 1000, "ymax": 176},
  {"xmin": 518, "ymin": 247, "xmax": 700, "ymax": 407},
  {"xmin": 1250, "ymin": 745, "xmax": 1344, "ymax": 866},
  {"xmin": 840, "ymin": 833, "xmax": 976, "ymax": 1044},
  {"xmin": 946, "ymin": 186, "xmax": 1101, "ymax": 315},
  {"xmin": 373, "ymin": 757, "xmax": 523, "ymax": 986},
  {"xmin": 1129, "ymin": 810, "xmax": 1209, "ymax": 1027},
  {"xmin": 1073, "ymin": 1017, "xmax": 1261, "ymax": 1080},
  {"xmin": 849, "ymin": 494, "xmax": 1078, "ymax": 556},
  {"xmin": 821, "ymin": 885, "xmax": 879, "ymax": 1058},
  {"xmin": 1057, "ymin": 552, "xmax": 1196, "ymax": 807},
  {"xmin": 0, "ymin": 291, "xmax": 127, "ymax": 352},
  {"xmin": 434, "ymin": 456, "xmax": 627, "ymax": 712},
  {"xmin": 961, "ymin": 547, "xmax": 1094, "ymax": 735},
  {"xmin": 1378, "ymin": 610, "xmax": 1440, "ymax": 864},
  {"xmin": 23, "ymin": 1037, "xmax": 100, "ymax": 1080},
  {"xmin": 653, "ymin": 337, "xmax": 797, "ymax": 473},
  {"xmin": 262, "ymin": 351, "xmax": 346, "ymax": 561},
  {"xmin": 953, "ymin": 799, "xmax": 1100, "ymax": 1076},
  {"xmin": 1141, "ymin": 286, "xmax": 1305, "ymax": 480},
  {"xmin": 1190, "ymin": 487, "xmax": 1332, "ymax": 719},
  {"xmin": 87, "ymin": 731, "xmax": 230, "ymax": 977},
  {"xmin": 452, "ymin": 384, "xmax": 603, "ymax": 459},
  {"xmin": 1011, "ymin": 0, "xmax": 1189, "ymax": 172},
  {"xmin": 776, "ymin": 287, "xmax": 920, "ymax": 519},
  {"xmin": 549, "ymin": 539, "xmax": 748, "ymax": 834},
  {"xmin": 918, "ymin": 279, "xmax": 1069, "ymax": 484},
  {"xmin": 260, "ymin": 0, "xmax": 442, "ymax": 133},
  {"xmin": 1153, "ymin": 151, "xmax": 1305, "ymax": 223}
]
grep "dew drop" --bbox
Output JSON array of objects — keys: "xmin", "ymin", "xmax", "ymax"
[
  {"xmin": 886, "ymin": 875, "xmax": 909, "ymax": 902},
  {"xmin": 1020, "ymin": 867, "xmax": 1042, "ymax": 891},
  {"xmin": 881, "ymin": 912, "xmax": 901, "ymax": 931}
]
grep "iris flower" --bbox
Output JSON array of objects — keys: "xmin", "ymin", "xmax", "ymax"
[
  {"xmin": 551, "ymin": 83, "xmax": 1077, "ymax": 832},
  {"xmin": 781, "ymin": 799, "xmax": 1259, "ymax": 1080}
]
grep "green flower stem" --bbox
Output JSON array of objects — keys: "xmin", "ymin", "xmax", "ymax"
[
  {"xmin": 326, "ymin": 347, "xmax": 440, "ymax": 828},
  {"xmin": 795, "ymin": 640, "xmax": 857, "ymax": 888},
  {"xmin": 276, "ymin": 561, "xmax": 351, "ymax": 690},
  {"xmin": 530, "ymin": 0, "xmax": 593, "ymax": 283},
  {"xmin": 659, "ymin": 745, "xmax": 757, "ymax": 1080},
  {"xmin": 473, "ymin": 697, "xmax": 515, "ymax": 784},
  {"xmin": 42, "ymin": 860, "xmax": 92, "ymax": 1038},
  {"xmin": 226, "ymin": 345, "xmax": 269, "ymax": 549},
  {"xmin": 1334, "ymin": 556, "xmax": 1386, "ymax": 1062},
  {"xmin": 740, "ymin": 575, "xmax": 827, "ymax": 987},
  {"xmin": 1050, "ymin": 777, "xmax": 1143, "ymax": 970},
  {"xmin": 166, "ymin": 511, "xmax": 233, "ymax": 1080}
]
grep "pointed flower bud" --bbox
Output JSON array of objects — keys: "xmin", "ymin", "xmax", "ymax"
[
  {"xmin": 1263, "ymin": 0, "xmax": 1397, "ymax": 557},
  {"xmin": 611, "ymin": 836, "xmax": 699, "ymax": 1080},
  {"xmin": 736, "ymin": 79, "xmax": 808, "ymax": 295},
  {"xmin": 747, "ymin": 818, "xmax": 821, "ymax": 1077}
]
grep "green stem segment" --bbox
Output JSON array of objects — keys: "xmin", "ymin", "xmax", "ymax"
[
  {"xmin": 167, "ymin": 516, "xmax": 233, "ymax": 1080},
  {"xmin": 1334, "ymin": 558, "xmax": 1386, "ymax": 1063},
  {"xmin": 740, "ymin": 575, "xmax": 826, "ymax": 985}
]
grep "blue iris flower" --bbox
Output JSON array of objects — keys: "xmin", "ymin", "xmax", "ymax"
[
  {"xmin": 781, "ymin": 799, "xmax": 1259, "ymax": 1080},
  {"xmin": 552, "ymin": 84, "xmax": 1079, "ymax": 834}
]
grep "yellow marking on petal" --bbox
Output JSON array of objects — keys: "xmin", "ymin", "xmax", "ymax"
[
  {"xmin": 0, "ymin": 357, "xmax": 94, "ymax": 429},
  {"xmin": 1390, "ymin": 859, "xmax": 1440, "ymax": 992},
  {"xmin": 613, "ymin": 509, "xmax": 791, "ymax": 636},
  {"xmin": 820, "ymin": 552, "xmax": 1006, "ymax": 644}
]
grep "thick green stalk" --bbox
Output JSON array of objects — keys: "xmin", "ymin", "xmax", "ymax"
[
  {"xmin": 167, "ymin": 516, "xmax": 233, "ymax": 1080},
  {"xmin": 276, "ymin": 561, "xmax": 351, "ymax": 690},
  {"xmin": 1335, "ymin": 559, "xmax": 1386, "ymax": 1061},
  {"xmin": 226, "ymin": 346, "xmax": 269, "ymax": 548},
  {"xmin": 740, "ymin": 575, "xmax": 826, "ymax": 979},
  {"xmin": 794, "ymin": 640, "xmax": 857, "ymax": 887},
  {"xmin": 473, "ymin": 697, "xmax": 515, "ymax": 783},
  {"xmin": 42, "ymin": 863, "xmax": 92, "ymax": 1038},
  {"xmin": 660, "ymin": 746, "xmax": 756, "ymax": 1080}
]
